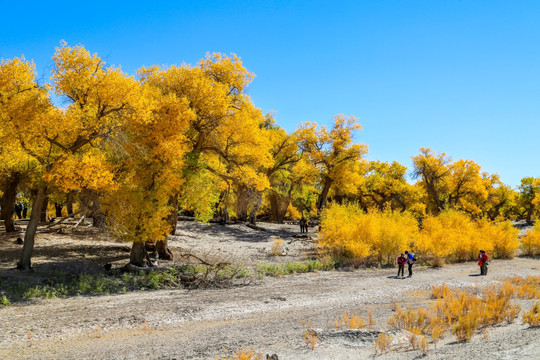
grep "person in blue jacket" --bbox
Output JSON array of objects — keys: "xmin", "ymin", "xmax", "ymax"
[{"xmin": 404, "ymin": 251, "xmax": 416, "ymax": 277}]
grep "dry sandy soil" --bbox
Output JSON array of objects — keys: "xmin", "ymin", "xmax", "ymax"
[{"xmin": 0, "ymin": 219, "xmax": 539, "ymax": 359}]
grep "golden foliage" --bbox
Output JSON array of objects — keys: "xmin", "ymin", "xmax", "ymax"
[
  {"xmin": 389, "ymin": 282, "xmax": 522, "ymax": 343},
  {"xmin": 522, "ymin": 302, "xmax": 540, "ymax": 327},
  {"xmin": 319, "ymin": 203, "xmax": 418, "ymax": 264},
  {"xmin": 521, "ymin": 225, "xmax": 540, "ymax": 256},
  {"xmin": 334, "ymin": 311, "xmax": 366, "ymax": 330},
  {"xmin": 373, "ymin": 333, "xmax": 392, "ymax": 355},
  {"xmin": 417, "ymin": 209, "xmax": 518, "ymax": 264}
]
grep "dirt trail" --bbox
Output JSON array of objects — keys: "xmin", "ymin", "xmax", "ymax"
[{"xmin": 1, "ymin": 257, "xmax": 539, "ymax": 359}]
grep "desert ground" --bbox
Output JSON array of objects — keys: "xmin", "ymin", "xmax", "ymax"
[{"xmin": 0, "ymin": 219, "xmax": 539, "ymax": 359}]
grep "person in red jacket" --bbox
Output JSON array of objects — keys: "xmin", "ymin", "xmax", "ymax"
[
  {"xmin": 397, "ymin": 253, "xmax": 407, "ymax": 278},
  {"xmin": 478, "ymin": 250, "xmax": 489, "ymax": 275}
]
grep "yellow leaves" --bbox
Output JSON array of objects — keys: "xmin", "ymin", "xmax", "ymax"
[
  {"xmin": 198, "ymin": 52, "xmax": 254, "ymax": 92},
  {"xmin": 521, "ymin": 225, "xmax": 540, "ymax": 255},
  {"xmin": 321, "ymin": 205, "xmax": 519, "ymax": 265},
  {"xmin": 418, "ymin": 210, "xmax": 519, "ymax": 263},
  {"xmin": 319, "ymin": 204, "xmax": 418, "ymax": 263},
  {"xmin": 46, "ymin": 152, "xmax": 116, "ymax": 192}
]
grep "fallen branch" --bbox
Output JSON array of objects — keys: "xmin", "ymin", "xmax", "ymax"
[
  {"xmin": 73, "ymin": 215, "xmax": 86, "ymax": 229},
  {"xmin": 44, "ymin": 212, "xmax": 82, "ymax": 228}
]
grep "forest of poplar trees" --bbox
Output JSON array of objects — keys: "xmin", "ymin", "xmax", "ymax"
[{"xmin": 1, "ymin": 43, "xmax": 539, "ymax": 271}]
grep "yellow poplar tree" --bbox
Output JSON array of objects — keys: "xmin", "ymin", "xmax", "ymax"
[
  {"xmin": 297, "ymin": 115, "xmax": 368, "ymax": 211},
  {"xmin": 4, "ymin": 43, "xmax": 141, "ymax": 269}
]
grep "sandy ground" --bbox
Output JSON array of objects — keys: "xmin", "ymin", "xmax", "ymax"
[{"xmin": 0, "ymin": 220, "xmax": 539, "ymax": 359}]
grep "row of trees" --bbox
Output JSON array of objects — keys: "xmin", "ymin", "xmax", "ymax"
[{"xmin": 1, "ymin": 43, "xmax": 539, "ymax": 269}]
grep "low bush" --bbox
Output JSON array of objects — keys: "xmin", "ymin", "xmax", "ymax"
[
  {"xmin": 389, "ymin": 282, "xmax": 521, "ymax": 343},
  {"xmin": 521, "ymin": 225, "xmax": 540, "ymax": 256},
  {"xmin": 522, "ymin": 302, "xmax": 540, "ymax": 327},
  {"xmin": 319, "ymin": 204, "xmax": 418, "ymax": 265}
]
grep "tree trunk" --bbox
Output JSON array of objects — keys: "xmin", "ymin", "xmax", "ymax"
[
  {"xmin": 236, "ymin": 186, "xmax": 249, "ymax": 222},
  {"xmin": 66, "ymin": 191, "xmax": 74, "ymax": 217},
  {"xmin": 40, "ymin": 195, "xmax": 49, "ymax": 222},
  {"xmin": 18, "ymin": 187, "xmax": 47, "ymax": 270},
  {"xmin": 269, "ymin": 192, "xmax": 291, "ymax": 223},
  {"xmin": 316, "ymin": 178, "xmax": 333, "ymax": 211},
  {"xmin": 130, "ymin": 241, "xmax": 147, "ymax": 267},
  {"xmin": 526, "ymin": 206, "xmax": 534, "ymax": 225},
  {"xmin": 55, "ymin": 203, "xmax": 63, "ymax": 218},
  {"xmin": 248, "ymin": 192, "xmax": 262, "ymax": 225},
  {"xmin": 167, "ymin": 194, "xmax": 179, "ymax": 236},
  {"xmin": 1, "ymin": 172, "xmax": 22, "ymax": 233},
  {"xmin": 91, "ymin": 195, "xmax": 105, "ymax": 228}
]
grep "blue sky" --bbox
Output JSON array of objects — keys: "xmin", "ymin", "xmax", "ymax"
[{"xmin": 1, "ymin": 0, "xmax": 539, "ymax": 187}]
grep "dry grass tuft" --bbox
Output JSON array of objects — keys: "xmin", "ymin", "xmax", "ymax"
[
  {"xmin": 523, "ymin": 302, "xmax": 540, "ymax": 327},
  {"xmin": 373, "ymin": 333, "xmax": 392, "ymax": 355}
]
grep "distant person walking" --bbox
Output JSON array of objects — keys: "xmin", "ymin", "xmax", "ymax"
[
  {"xmin": 404, "ymin": 251, "xmax": 416, "ymax": 277},
  {"xmin": 397, "ymin": 253, "xmax": 407, "ymax": 277},
  {"xmin": 478, "ymin": 250, "xmax": 489, "ymax": 275},
  {"xmin": 299, "ymin": 216, "xmax": 307, "ymax": 233}
]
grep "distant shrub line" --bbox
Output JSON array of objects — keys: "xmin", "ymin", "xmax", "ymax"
[{"xmin": 319, "ymin": 204, "xmax": 522, "ymax": 266}]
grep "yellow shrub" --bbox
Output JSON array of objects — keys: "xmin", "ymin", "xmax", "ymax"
[
  {"xmin": 417, "ymin": 210, "xmax": 519, "ymax": 264},
  {"xmin": 521, "ymin": 225, "xmax": 540, "ymax": 256},
  {"xmin": 417, "ymin": 210, "xmax": 480, "ymax": 263},
  {"xmin": 389, "ymin": 282, "xmax": 523, "ymax": 343},
  {"xmin": 477, "ymin": 219, "xmax": 519, "ymax": 258},
  {"xmin": 285, "ymin": 204, "xmax": 301, "ymax": 220},
  {"xmin": 319, "ymin": 204, "xmax": 418, "ymax": 264},
  {"xmin": 523, "ymin": 302, "xmax": 540, "ymax": 327},
  {"xmin": 373, "ymin": 333, "xmax": 392, "ymax": 354},
  {"xmin": 334, "ymin": 311, "xmax": 365, "ymax": 330}
]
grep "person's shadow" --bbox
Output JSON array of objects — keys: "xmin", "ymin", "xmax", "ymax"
[{"xmin": 468, "ymin": 274, "xmax": 483, "ymax": 277}]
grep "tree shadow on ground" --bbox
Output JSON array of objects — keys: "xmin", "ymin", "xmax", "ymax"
[{"xmin": 173, "ymin": 221, "xmax": 300, "ymax": 243}]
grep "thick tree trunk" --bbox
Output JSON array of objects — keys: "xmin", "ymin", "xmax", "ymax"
[
  {"xmin": 248, "ymin": 192, "xmax": 262, "ymax": 225},
  {"xmin": 526, "ymin": 206, "xmax": 534, "ymax": 225},
  {"xmin": 130, "ymin": 241, "xmax": 147, "ymax": 267},
  {"xmin": 40, "ymin": 195, "xmax": 49, "ymax": 222},
  {"xmin": 316, "ymin": 178, "xmax": 333, "ymax": 211},
  {"xmin": 18, "ymin": 187, "xmax": 47, "ymax": 270},
  {"xmin": 269, "ymin": 192, "xmax": 291, "ymax": 223},
  {"xmin": 1, "ymin": 172, "xmax": 22, "ymax": 233}
]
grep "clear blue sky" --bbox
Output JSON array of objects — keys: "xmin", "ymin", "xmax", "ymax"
[{"xmin": 1, "ymin": 0, "xmax": 539, "ymax": 187}]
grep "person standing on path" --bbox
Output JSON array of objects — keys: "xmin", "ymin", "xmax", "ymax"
[
  {"xmin": 404, "ymin": 251, "xmax": 415, "ymax": 277},
  {"xmin": 397, "ymin": 253, "xmax": 407, "ymax": 277},
  {"xmin": 299, "ymin": 216, "xmax": 307, "ymax": 233},
  {"xmin": 478, "ymin": 250, "xmax": 489, "ymax": 275}
]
